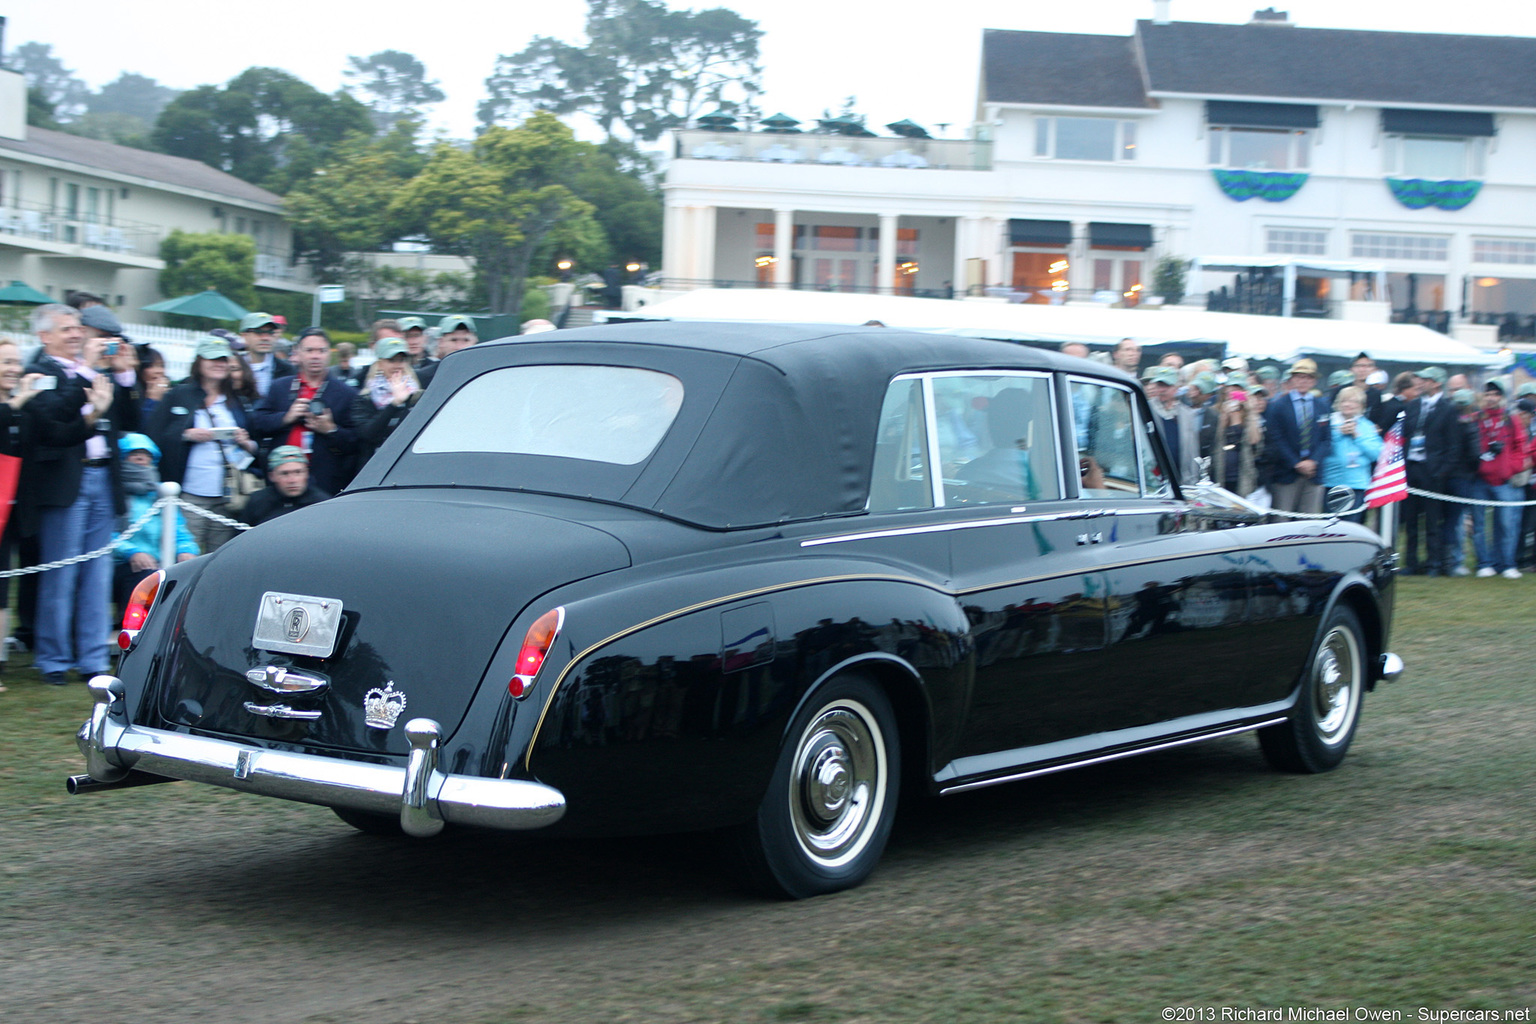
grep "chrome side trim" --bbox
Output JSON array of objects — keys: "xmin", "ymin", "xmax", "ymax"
[
  {"xmin": 938, "ymin": 718, "xmax": 1289, "ymax": 796},
  {"xmin": 76, "ymin": 676, "xmax": 565, "ymax": 832},
  {"xmin": 799, "ymin": 506, "xmax": 1170, "ymax": 548},
  {"xmin": 243, "ymin": 701, "xmax": 323, "ymax": 721}
]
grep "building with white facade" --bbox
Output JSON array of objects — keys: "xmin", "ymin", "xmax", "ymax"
[
  {"xmin": 661, "ymin": 7, "xmax": 1536, "ymax": 341},
  {"xmin": 0, "ymin": 68, "xmax": 307, "ymax": 316}
]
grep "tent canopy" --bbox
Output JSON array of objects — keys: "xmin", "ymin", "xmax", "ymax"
[{"xmin": 606, "ymin": 288, "xmax": 1504, "ymax": 367}]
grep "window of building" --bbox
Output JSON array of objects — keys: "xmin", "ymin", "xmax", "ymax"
[
  {"xmin": 86, "ymin": 187, "xmax": 100, "ymax": 224},
  {"xmin": 1035, "ymin": 117, "xmax": 1136, "ymax": 161},
  {"xmin": 1208, "ymin": 127, "xmax": 1311, "ymax": 170},
  {"xmin": 1383, "ymin": 135, "xmax": 1487, "ymax": 179},
  {"xmin": 65, "ymin": 183, "xmax": 80, "ymax": 220},
  {"xmin": 1011, "ymin": 252, "xmax": 1070, "ymax": 304},
  {"xmin": 1351, "ymin": 233, "xmax": 1448, "ymax": 261},
  {"xmin": 811, "ymin": 225, "xmax": 861, "ymax": 252},
  {"xmin": 1472, "ymin": 238, "xmax": 1536, "ymax": 265},
  {"xmin": 1266, "ymin": 229, "xmax": 1328, "ymax": 255}
]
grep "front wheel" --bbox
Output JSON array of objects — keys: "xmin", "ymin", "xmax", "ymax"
[
  {"xmin": 1259, "ymin": 605, "xmax": 1365, "ymax": 773},
  {"xmin": 736, "ymin": 674, "xmax": 900, "ymax": 899}
]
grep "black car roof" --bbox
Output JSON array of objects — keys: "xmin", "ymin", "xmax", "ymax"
[{"xmin": 361, "ymin": 322, "xmax": 1135, "ymax": 529}]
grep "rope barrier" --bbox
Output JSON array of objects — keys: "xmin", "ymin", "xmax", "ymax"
[{"xmin": 0, "ymin": 495, "xmax": 252, "ymax": 579}]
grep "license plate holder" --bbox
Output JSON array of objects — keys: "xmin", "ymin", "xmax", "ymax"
[{"xmin": 253, "ymin": 591, "xmax": 344, "ymax": 658}]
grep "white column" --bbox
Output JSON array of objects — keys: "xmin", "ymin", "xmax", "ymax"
[
  {"xmin": 952, "ymin": 217, "xmax": 977, "ymax": 297},
  {"xmin": 878, "ymin": 213, "xmax": 898, "ymax": 296},
  {"xmin": 1068, "ymin": 220, "xmax": 1092, "ymax": 300},
  {"xmin": 692, "ymin": 205, "xmax": 716, "ymax": 286},
  {"xmin": 774, "ymin": 208, "xmax": 794, "ymax": 288},
  {"xmin": 662, "ymin": 202, "xmax": 688, "ymax": 284}
]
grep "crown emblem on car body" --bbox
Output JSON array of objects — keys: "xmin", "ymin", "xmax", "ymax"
[{"xmin": 363, "ymin": 682, "xmax": 407, "ymax": 730}]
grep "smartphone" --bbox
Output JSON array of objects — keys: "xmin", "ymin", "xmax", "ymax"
[
  {"xmin": 30, "ymin": 376, "xmax": 58, "ymax": 391},
  {"xmin": 104, "ymin": 341, "xmax": 120, "ymax": 356},
  {"xmin": 209, "ymin": 426, "xmax": 239, "ymax": 441}
]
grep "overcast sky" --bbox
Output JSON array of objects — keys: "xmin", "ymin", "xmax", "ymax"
[{"xmin": 11, "ymin": 0, "xmax": 1536, "ymax": 144}]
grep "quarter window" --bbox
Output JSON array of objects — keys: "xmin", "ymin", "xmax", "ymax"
[
  {"xmin": 1068, "ymin": 380, "xmax": 1170, "ymax": 497},
  {"xmin": 868, "ymin": 378, "xmax": 934, "ymax": 513}
]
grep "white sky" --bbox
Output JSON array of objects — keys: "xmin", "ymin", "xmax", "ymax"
[{"xmin": 10, "ymin": 0, "xmax": 1536, "ymax": 145}]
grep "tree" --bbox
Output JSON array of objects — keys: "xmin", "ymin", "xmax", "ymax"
[
  {"xmin": 344, "ymin": 51, "xmax": 445, "ymax": 131},
  {"xmin": 1153, "ymin": 256, "xmax": 1189, "ymax": 306},
  {"xmin": 12, "ymin": 42, "xmax": 89, "ymax": 122},
  {"xmin": 480, "ymin": 0, "xmax": 762, "ymax": 141},
  {"xmin": 390, "ymin": 112, "xmax": 599, "ymax": 315},
  {"xmin": 89, "ymin": 73, "xmax": 180, "ymax": 123},
  {"xmin": 159, "ymin": 230, "xmax": 258, "ymax": 309},
  {"xmin": 151, "ymin": 69, "xmax": 374, "ymax": 192},
  {"xmin": 285, "ymin": 125, "xmax": 425, "ymax": 278},
  {"xmin": 564, "ymin": 142, "xmax": 662, "ymax": 270}
]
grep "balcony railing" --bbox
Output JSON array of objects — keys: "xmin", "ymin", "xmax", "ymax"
[
  {"xmin": 255, "ymin": 252, "xmax": 311, "ymax": 284},
  {"xmin": 0, "ymin": 201, "xmax": 160, "ymax": 256},
  {"xmin": 674, "ymin": 129, "xmax": 992, "ymax": 171}
]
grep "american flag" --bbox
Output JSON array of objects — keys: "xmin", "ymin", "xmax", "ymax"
[{"xmin": 1366, "ymin": 420, "xmax": 1407, "ymax": 507}]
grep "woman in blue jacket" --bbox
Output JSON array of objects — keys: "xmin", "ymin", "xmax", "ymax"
[{"xmin": 1321, "ymin": 386, "xmax": 1383, "ymax": 523}]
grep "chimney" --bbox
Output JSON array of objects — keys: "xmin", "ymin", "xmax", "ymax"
[
  {"xmin": 1153, "ymin": 0, "xmax": 1171, "ymax": 25},
  {"xmin": 1249, "ymin": 7, "xmax": 1293, "ymax": 25}
]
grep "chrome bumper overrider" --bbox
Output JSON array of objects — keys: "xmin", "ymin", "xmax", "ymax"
[
  {"xmin": 74, "ymin": 676, "xmax": 566, "ymax": 837},
  {"xmin": 1380, "ymin": 652, "xmax": 1404, "ymax": 683}
]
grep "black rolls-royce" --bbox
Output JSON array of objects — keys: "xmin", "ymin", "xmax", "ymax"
[{"xmin": 73, "ymin": 322, "xmax": 1401, "ymax": 898}]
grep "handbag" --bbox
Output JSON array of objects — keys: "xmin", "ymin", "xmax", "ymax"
[{"xmin": 221, "ymin": 461, "xmax": 262, "ymax": 512}]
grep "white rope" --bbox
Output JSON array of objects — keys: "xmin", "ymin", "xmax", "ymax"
[
  {"xmin": 1405, "ymin": 486, "xmax": 1536, "ymax": 508},
  {"xmin": 0, "ymin": 495, "xmax": 170, "ymax": 578},
  {"xmin": 175, "ymin": 497, "xmax": 254, "ymax": 532}
]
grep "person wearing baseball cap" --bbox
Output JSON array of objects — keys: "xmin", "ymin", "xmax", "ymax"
[
  {"xmin": 417, "ymin": 316, "xmax": 479, "ymax": 388},
  {"xmin": 241, "ymin": 445, "xmax": 331, "ymax": 527},
  {"xmin": 1261, "ymin": 356, "xmax": 1332, "ymax": 515},
  {"xmin": 1143, "ymin": 366, "xmax": 1199, "ymax": 485},
  {"xmin": 238, "ymin": 312, "xmax": 293, "ymax": 398},
  {"xmin": 1398, "ymin": 364, "xmax": 1460, "ymax": 574},
  {"xmin": 396, "ymin": 316, "xmax": 436, "ymax": 371}
]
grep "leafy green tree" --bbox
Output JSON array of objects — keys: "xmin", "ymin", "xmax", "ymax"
[
  {"xmin": 89, "ymin": 73, "xmax": 180, "ymax": 122},
  {"xmin": 568, "ymin": 142, "xmax": 662, "ymax": 270},
  {"xmin": 12, "ymin": 42, "xmax": 89, "ymax": 122},
  {"xmin": 480, "ymin": 0, "xmax": 762, "ymax": 141},
  {"xmin": 159, "ymin": 230, "xmax": 258, "ymax": 310},
  {"xmin": 151, "ymin": 69, "xmax": 374, "ymax": 192},
  {"xmin": 390, "ymin": 112, "xmax": 598, "ymax": 315},
  {"xmin": 344, "ymin": 51, "xmax": 445, "ymax": 131},
  {"xmin": 26, "ymin": 86, "xmax": 60, "ymax": 130}
]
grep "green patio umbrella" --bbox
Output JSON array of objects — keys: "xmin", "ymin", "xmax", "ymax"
[
  {"xmin": 885, "ymin": 119, "xmax": 932, "ymax": 139},
  {"xmin": 0, "ymin": 280, "xmax": 53, "ymax": 304},
  {"xmin": 141, "ymin": 289, "xmax": 249, "ymax": 321}
]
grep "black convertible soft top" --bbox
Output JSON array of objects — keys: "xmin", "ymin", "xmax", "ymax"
[{"xmin": 353, "ymin": 321, "xmax": 1134, "ymax": 529}]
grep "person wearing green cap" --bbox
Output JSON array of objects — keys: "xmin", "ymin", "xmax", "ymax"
[
  {"xmin": 1261, "ymin": 358, "xmax": 1332, "ymax": 515},
  {"xmin": 1144, "ymin": 366, "xmax": 1198, "ymax": 485},
  {"xmin": 241, "ymin": 445, "xmax": 330, "ymax": 527},
  {"xmin": 417, "ymin": 316, "xmax": 479, "ymax": 389},
  {"xmin": 238, "ymin": 312, "xmax": 293, "ymax": 398},
  {"xmin": 395, "ymin": 317, "xmax": 436, "ymax": 371}
]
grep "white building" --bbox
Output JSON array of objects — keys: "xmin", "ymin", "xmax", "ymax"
[
  {"xmin": 661, "ymin": 7, "xmax": 1536, "ymax": 342},
  {"xmin": 0, "ymin": 68, "xmax": 308, "ymax": 316}
]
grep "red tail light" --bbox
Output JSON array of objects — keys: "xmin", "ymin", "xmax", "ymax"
[
  {"xmin": 119, "ymin": 570, "xmax": 165, "ymax": 650},
  {"xmin": 509, "ymin": 607, "xmax": 564, "ymax": 699}
]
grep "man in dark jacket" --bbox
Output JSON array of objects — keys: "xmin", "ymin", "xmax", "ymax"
[
  {"xmin": 18, "ymin": 304, "xmax": 125, "ymax": 684},
  {"xmin": 252, "ymin": 329, "xmax": 357, "ymax": 494},
  {"xmin": 242, "ymin": 446, "xmax": 329, "ymax": 526},
  {"xmin": 1399, "ymin": 366, "xmax": 1464, "ymax": 575},
  {"xmin": 238, "ymin": 312, "xmax": 295, "ymax": 398},
  {"xmin": 1261, "ymin": 358, "xmax": 1333, "ymax": 514}
]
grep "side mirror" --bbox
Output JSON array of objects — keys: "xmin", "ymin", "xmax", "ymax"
[{"xmin": 1324, "ymin": 485, "xmax": 1357, "ymax": 516}]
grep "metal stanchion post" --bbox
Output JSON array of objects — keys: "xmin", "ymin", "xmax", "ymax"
[
  {"xmin": 1378, "ymin": 500, "xmax": 1397, "ymax": 553},
  {"xmin": 159, "ymin": 481, "xmax": 181, "ymax": 569}
]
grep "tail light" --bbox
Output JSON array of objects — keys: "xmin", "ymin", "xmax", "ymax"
[
  {"xmin": 119, "ymin": 570, "xmax": 166, "ymax": 651},
  {"xmin": 509, "ymin": 607, "xmax": 564, "ymax": 699}
]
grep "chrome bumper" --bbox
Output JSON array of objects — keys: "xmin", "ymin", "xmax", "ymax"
[{"xmin": 74, "ymin": 675, "xmax": 566, "ymax": 837}]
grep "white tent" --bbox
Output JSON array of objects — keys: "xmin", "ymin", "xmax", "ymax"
[{"xmin": 607, "ymin": 289, "xmax": 1505, "ymax": 367}]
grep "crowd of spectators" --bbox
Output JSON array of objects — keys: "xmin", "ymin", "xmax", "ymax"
[
  {"xmin": 1092, "ymin": 338, "xmax": 1535, "ymax": 577},
  {"xmin": 0, "ymin": 303, "xmax": 484, "ymax": 687}
]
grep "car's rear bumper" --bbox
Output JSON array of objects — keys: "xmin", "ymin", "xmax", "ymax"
[{"xmin": 73, "ymin": 675, "xmax": 565, "ymax": 836}]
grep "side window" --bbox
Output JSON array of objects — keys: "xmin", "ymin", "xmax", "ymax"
[
  {"xmin": 933, "ymin": 374, "xmax": 1063, "ymax": 505},
  {"xmin": 868, "ymin": 378, "xmax": 934, "ymax": 512},
  {"xmin": 1069, "ymin": 379, "xmax": 1174, "ymax": 498}
]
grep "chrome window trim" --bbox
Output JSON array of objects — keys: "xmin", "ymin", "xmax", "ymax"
[
  {"xmin": 923, "ymin": 368, "xmax": 1063, "ymax": 507},
  {"xmin": 919, "ymin": 375, "xmax": 943, "ymax": 508},
  {"xmin": 799, "ymin": 505, "xmax": 1171, "ymax": 548}
]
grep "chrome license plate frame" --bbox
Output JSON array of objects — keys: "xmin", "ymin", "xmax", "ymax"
[{"xmin": 252, "ymin": 591, "xmax": 344, "ymax": 658}]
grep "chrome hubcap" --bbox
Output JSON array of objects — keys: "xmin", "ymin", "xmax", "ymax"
[
  {"xmin": 789, "ymin": 701, "xmax": 887, "ymax": 868},
  {"xmin": 1312, "ymin": 626, "xmax": 1360, "ymax": 745}
]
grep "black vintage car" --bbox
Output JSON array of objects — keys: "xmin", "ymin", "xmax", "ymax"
[{"xmin": 74, "ymin": 323, "xmax": 1401, "ymax": 898}]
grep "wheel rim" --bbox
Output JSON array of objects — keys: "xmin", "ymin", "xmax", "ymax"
[
  {"xmin": 788, "ymin": 699, "xmax": 888, "ymax": 869},
  {"xmin": 1310, "ymin": 624, "xmax": 1361, "ymax": 746}
]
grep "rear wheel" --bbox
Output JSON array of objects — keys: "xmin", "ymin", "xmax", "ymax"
[
  {"xmin": 1260, "ymin": 605, "xmax": 1365, "ymax": 773},
  {"xmin": 736, "ymin": 674, "xmax": 900, "ymax": 899}
]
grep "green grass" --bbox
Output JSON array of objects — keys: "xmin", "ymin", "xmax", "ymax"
[{"xmin": 1, "ymin": 576, "xmax": 1533, "ymax": 1024}]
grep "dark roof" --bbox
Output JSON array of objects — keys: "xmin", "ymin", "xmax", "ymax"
[
  {"xmin": 1137, "ymin": 20, "xmax": 1536, "ymax": 109},
  {"xmin": 981, "ymin": 20, "xmax": 1536, "ymax": 112},
  {"xmin": 360, "ymin": 321, "xmax": 1112, "ymax": 529},
  {"xmin": 0, "ymin": 127, "xmax": 284, "ymax": 207},
  {"xmin": 982, "ymin": 29, "xmax": 1153, "ymax": 108}
]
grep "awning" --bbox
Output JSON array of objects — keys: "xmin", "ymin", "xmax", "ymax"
[
  {"xmin": 1089, "ymin": 222, "xmax": 1154, "ymax": 250},
  {"xmin": 1206, "ymin": 101, "xmax": 1319, "ymax": 130},
  {"xmin": 1381, "ymin": 109, "xmax": 1496, "ymax": 137},
  {"xmin": 1009, "ymin": 219, "xmax": 1072, "ymax": 247}
]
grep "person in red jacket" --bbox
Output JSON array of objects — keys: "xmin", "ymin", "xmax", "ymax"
[{"xmin": 1469, "ymin": 381, "xmax": 1531, "ymax": 579}]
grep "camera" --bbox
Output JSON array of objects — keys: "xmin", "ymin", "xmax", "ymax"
[{"xmin": 308, "ymin": 399, "xmax": 327, "ymax": 416}]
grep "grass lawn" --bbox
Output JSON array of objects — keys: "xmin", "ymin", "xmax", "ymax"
[{"xmin": 1, "ymin": 576, "xmax": 1532, "ymax": 1024}]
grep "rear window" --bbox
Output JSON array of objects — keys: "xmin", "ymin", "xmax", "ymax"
[{"xmin": 412, "ymin": 365, "xmax": 685, "ymax": 465}]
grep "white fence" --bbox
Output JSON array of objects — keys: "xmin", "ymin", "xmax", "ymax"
[{"xmin": 3, "ymin": 321, "xmax": 202, "ymax": 381}]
